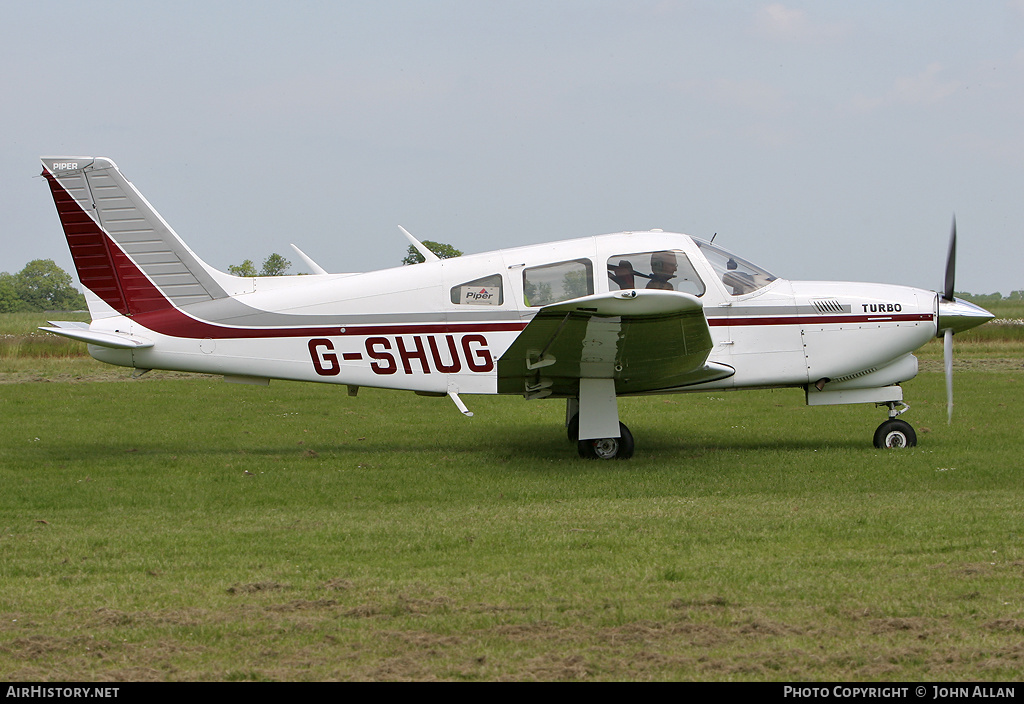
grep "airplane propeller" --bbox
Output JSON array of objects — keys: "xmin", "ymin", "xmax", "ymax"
[
  {"xmin": 943, "ymin": 217, "xmax": 956, "ymax": 424},
  {"xmin": 943, "ymin": 216, "xmax": 957, "ymax": 303},
  {"xmin": 935, "ymin": 215, "xmax": 994, "ymax": 423}
]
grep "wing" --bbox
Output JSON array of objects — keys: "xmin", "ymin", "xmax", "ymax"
[{"xmin": 497, "ymin": 290, "xmax": 734, "ymax": 398}]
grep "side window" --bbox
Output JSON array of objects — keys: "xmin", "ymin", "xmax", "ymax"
[
  {"xmin": 607, "ymin": 250, "xmax": 705, "ymax": 296},
  {"xmin": 451, "ymin": 274, "xmax": 504, "ymax": 305},
  {"xmin": 523, "ymin": 259, "xmax": 594, "ymax": 307}
]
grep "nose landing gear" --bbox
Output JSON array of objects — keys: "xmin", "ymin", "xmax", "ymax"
[{"xmin": 874, "ymin": 402, "xmax": 917, "ymax": 448}]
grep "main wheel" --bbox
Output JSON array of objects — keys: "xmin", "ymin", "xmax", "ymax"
[
  {"xmin": 578, "ymin": 422, "xmax": 635, "ymax": 460},
  {"xmin": 567, "ymin": 414, "xmax": 579, "ymax": 444},
  {"xmin": 873, "ymin": 419, "xmax": 917, "ymax": 449}
]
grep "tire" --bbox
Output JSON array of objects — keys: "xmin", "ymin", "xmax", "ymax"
[
  {"xmin": 873, "ymin": 419, "xmax": 917, "ymax": 449},
  {"xmin": 578, "ymin": 422, "xmax": 635, "ymax": 460},
  {"xmin": 567, "ymin": 414, "xmax": 579, "ymax": 444}
]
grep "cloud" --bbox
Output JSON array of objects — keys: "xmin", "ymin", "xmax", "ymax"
[
  {"xmin": 848, "ymin": 63, "xmax": 962, "ymax": 114},
  {"xmin": 753, "ymin": 3, "xmax": 846, "ymax": 42},
  {"xmin": 706, "ymin": 77, "xmax": 789, "ymax": 116},
  {"xmin": 889, "ymin": 63, "xmax": 962, "ymax": 105}
]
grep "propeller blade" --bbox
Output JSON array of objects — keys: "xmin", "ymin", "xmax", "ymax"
[
  {"xmin": 943, "ymin": 215, "xmax": 957, "ymax": 302},
  {"xmin": 944, "ymin": 327, "xmax": 954, "ymax": 424}
]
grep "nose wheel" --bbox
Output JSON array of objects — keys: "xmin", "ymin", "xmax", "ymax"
[
  {"xmin": 873, "ymin": 419, "xmax": 917, "ymax": 448},
  {"xmin": 874, "ymin": 402, "xmax": 917, "ymax": 448}
]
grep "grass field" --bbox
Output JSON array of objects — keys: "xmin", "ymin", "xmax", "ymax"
[{"xmin": 1, "ymin": 313, "xmax": 1022, "ymax": 681}]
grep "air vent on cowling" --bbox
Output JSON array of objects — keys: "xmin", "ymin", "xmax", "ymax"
[
  {"xmin": 811, "ymin": 298, "xmax": 847, "ymax": 314},
  {"xmin": 832, "ymin": 367, "xmax": 878, "ymax": 383}
]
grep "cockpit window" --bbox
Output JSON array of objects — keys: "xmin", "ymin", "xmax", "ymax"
[
  {"xmin": 695, "ymin": 240, "xmax": 777, "ymax": 296},
  {"xmin": 606, "ymin": 250, "xmax": 705, "ymax": 296}
]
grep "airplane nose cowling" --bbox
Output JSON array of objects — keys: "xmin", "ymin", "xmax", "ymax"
[{"xmin": 937, "ymin": 296, "xmax": 995, "ymax": 335}]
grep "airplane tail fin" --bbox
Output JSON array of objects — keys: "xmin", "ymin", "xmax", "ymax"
[{"xmin": 40, "ymin": 157, "xmax": 228, "ymax": 318}]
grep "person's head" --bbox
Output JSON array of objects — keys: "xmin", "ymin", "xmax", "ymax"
[{"xmin": 651, "ymin": 251, "xmax": 678, "ymax": 277}]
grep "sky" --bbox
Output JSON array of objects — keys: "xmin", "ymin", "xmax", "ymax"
[{"xmin": 3, "ymin": 1, "xmax": 1022, "ymax": 295}]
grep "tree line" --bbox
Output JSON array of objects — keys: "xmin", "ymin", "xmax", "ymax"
[
  {"xmin": 0, "ymin": 260, "xmax": 86, "ymax": 312},
  {"xmin": 230, "ymin": 241, "xmax": 464, "ymax": 273},
  {"xmin": 958, "ymin": 291, "xmax": 1024, "ymax": 304},
  {"xmin": 228, "ymin": 253, "xmax": 292, "ymax": 277}
]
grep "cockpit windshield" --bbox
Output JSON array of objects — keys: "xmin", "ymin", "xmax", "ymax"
[{"xmin": 695, "ymin": 240, "xmax": 778, "ymax": 296}]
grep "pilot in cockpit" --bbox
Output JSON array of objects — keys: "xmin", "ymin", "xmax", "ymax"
[{"xmin": 646, "ymin": 251, "xmax": 678, "ymax": 290}]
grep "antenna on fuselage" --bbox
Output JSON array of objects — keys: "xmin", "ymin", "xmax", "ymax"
[
  {"xmin": 398, "ymin": 225, "xmax": 440, "ymax": 263},
  {"xmin": 710, "ymin": 232, "xmax": 718, "ymax": 244},
  {"xmin": 290, "ymin": 243, "xmax": 329, "ymax": 275}
]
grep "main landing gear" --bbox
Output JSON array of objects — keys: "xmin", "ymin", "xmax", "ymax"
[
  {"xmin": 567, "ymin": 414, "xmax": 635, "ymax": 459},
  {"xmin": 873, "ymin": 402, "xmax": 917, "ymax": 449},
  {"xmin": 566, "ymin": 383, "xmax": 635, "ymax": 459}
]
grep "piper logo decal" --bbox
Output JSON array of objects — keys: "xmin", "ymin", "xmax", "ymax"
[{"xmin": 460, "ymin": 285, "xmax": 500, "ymax": 305}]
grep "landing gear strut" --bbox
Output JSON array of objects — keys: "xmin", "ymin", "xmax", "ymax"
[{"xmin": 874, "ymin": 402, "xmax": 917, "ymax": 448}]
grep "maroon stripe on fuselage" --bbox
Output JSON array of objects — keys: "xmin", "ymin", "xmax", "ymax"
[
  {"xmin": 133, "ymin": 306, "xmax": 529, "ymax": 339},
  {"xmin": 707, "ymin": 313, "xmax": 933, "ymax": 326},
  {"xmin": 130, "ymin": 311, "xmax": 932, "ymax": 341}
]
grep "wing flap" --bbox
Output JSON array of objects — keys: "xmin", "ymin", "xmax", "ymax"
[{"xmin": 498, "ymin": 290, "xmax": 732, "ymax": 397}]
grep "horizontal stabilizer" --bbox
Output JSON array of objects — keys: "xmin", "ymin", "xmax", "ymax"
[{"xmin": 41, "ymin": 321, "xmax": 154, "ymax": 349}]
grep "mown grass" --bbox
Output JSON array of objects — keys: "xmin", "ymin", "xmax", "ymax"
[
  {"xmin": 1, "ymin": 311, "xmax": 1021, "ymax": 681},
  {"xmin": 1, "ymin": 356, "xmax": 1022, "ymax": 680}
]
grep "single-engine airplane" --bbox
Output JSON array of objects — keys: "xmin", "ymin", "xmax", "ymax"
[{"xmin": 40, "ymin": 156, "xmax": 994, "ymax": 458}]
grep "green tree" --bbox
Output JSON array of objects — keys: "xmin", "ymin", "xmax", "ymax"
[
  {"xmin": 260, "ymin": 253, "xmax": 291, "ymax": 276},
  {"xmin": 228, "ymin": 254, "xmax": 292, "ymax": 276},
  {"xmin": 0, "ymin": 272, "xmax": 22, "ymax": 313},
  {"xmin": 228, "ymin": 259, "xmax": 257, "ymax": 277},
  {"xmin": 14, "ymin": 259, "xmax": 85, "ymax": 311},
  {"xmin": 402, "ymin": 241, "xmax": 463, "ymax": 265}
]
